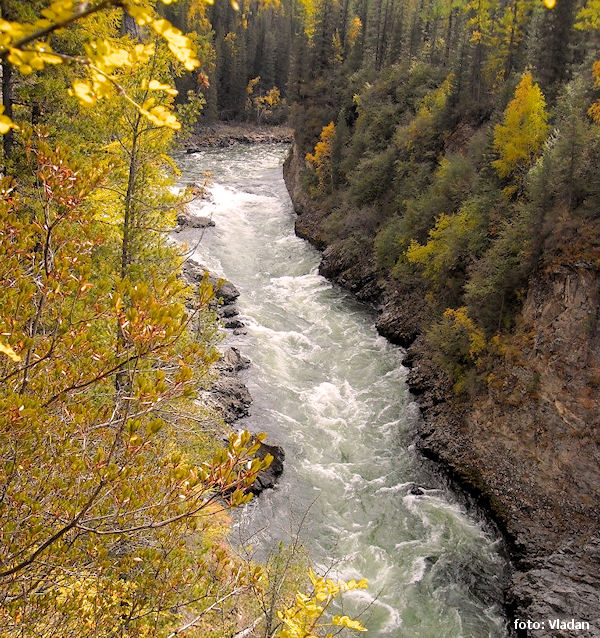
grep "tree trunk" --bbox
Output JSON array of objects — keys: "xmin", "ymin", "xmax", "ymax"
[
  {"xmin": 2, "ymin": 58, "xmax": 13, "ymax": 163},
  {"xmin": 116, "ymin": 118, "xmax": 140, "ymax": 394},
  {"xmin": 121, "ymin": 122, "xmax": 140, "ymax": 279},
  {"xmin": 1, "ymin": 0, "xmax": 14, "ymax": 164},
  {"xmin": 504, "ymin": 0, "xmax": 519, "ymax": 80},
  {"xmin": 444, "ymin": 8, "xmax": 454, "ymax": 65}
]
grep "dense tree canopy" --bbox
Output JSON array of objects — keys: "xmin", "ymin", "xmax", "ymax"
[{"xmin": 289, "ymin": 0, "xmax": 599, "ymax": 391}]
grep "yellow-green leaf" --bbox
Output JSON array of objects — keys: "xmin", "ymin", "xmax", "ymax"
[{"xmin": 0, "ymin": 341, "xmax": 21, "ymax": 362}]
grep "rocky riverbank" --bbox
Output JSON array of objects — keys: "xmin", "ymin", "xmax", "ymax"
[
  {"xmin": 283, "ymin": 142, "xmax": 600, "ymax": 637},
  {"xmin": 184, "ymin": 123, "xmax": 293, "ymax": 152},
  {"xmin": 181, "ymin": 258, "xmax": 285, "ymax": 496}
]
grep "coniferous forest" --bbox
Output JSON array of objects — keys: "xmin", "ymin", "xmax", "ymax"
[{"xmin": 0, "ymin": 0, "xmax": 599, "ymax": 636}]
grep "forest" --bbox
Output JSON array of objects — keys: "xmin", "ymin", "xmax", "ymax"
[
  {"xmin": 0, "ymin": 0, "xmax": 599, "ymax": 636},
  {"xmin": 285, "ymin": 0, "xmax": 599, "ymax": 397}
]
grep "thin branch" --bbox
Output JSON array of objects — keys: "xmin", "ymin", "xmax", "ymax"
[
  {"xmin": 42, "ymin": 350, "xmax": 142, "ymax": 407},
  {"xmin": 0, "ymin": 337, "xmax": 55, "ymax": 385},
  {"xmin": 165, "ymin": 588, "xmax": 243, "ymax": 638},
  {"xmin": 42, "ymin": 314, "xmax": 196, "ymax": 407},
  {"xmin": 2, "ymin": 0, "xmax": 122, "ymax": 57},
  {"xmin": 234, "ymin": 616, "xmax": 264, "ymax": 638},
  {"xmin": 74, "ymin": 480, "xmax": 240, "ymax": 536},
  {"xmin": 0, "ymin": 480, "xmax": 105, "ymax": 578}
]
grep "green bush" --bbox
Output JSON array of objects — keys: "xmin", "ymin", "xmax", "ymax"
[
  {"xmin": 465, "ymin": 206, "xmax": 535, "ymax": 335},
  {"xmin": 399, "ymin": 154, "xmax": 477, "ymax": 244},
  {"xmin": 374, "ymin": 216, "xmax": 405, "ymax": 271},
  {"xmin": 348, "ymin": 146, "xmax": 397, "ymax": 206},
  {"xmin": 406, "ymin": 198, "xmax": 487, "ymax": 306}
]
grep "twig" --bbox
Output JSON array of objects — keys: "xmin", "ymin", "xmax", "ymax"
[
  {"xmin": 166, "ymin": 588, "xmax": 243, "ymax": 637},
  {"xmin": 233, "ymin": 616, "xmax": 264, "ymax": 638}
]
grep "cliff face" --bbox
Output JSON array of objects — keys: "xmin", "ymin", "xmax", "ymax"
[
  {"xmin": 284, "ymin": 143, "xmax": 600, "ymax": 636},
  {"xmin": 411, "ymin": 260, "xmax": 600, "ymax": 633}
]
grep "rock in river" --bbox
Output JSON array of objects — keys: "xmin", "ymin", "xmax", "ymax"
[
  {"xmin": 176, "ymin": 210, "xmax": 215, "ymax": 230},
  {"xmin": 182, "ymin": 261, "xmax": 241, "ymax": 305},
  {"xmin": 250, "ymin": 440, "xmax": 285, "ymax": 495}
]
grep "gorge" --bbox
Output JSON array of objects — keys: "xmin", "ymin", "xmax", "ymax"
[
  {"xmin": 177, "ymin": 142, "xmax": 510, "ymax": 637},
  {"xmin": 0, "ymin": 1, "xmax": 598, "ymax": 636}
]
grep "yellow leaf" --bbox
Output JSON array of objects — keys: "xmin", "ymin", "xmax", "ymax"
[
  {"xmin": 41, "ymin": 0, "xmax": 76, "ymax": 22},
  {"xmin": 332, "ymin": 615, "xmax": 367, "ymax": 631},
  {"xmin": 147, "ymin": 79, "xmax": 178, "ymax": 96},
  {"xmin": 0, "ymin": 106, "xmax": 17, "ymax": 134},
  {"xmin": 127, "ymin": 5, "xmax": 154, "ymax": 26},
  {"xmin": 69, "ymin": 81, "xmax": 95, "ymax": 105},
  {"xmin": 7, "ymin": 47, "xmax": 62, "ymax": 74},
  {"xmin": 0, "ymin": 341, "xmax": 21, "ymax": 362},
  {"xmin": 132, "ymin": 43, "xmax": 156, "ymax": 64},
  {"xmin": 0, "ymin": 118, "xmax": 14, "ymax": 134},
  {"xmin": 151, "ymin": 19, "xmax": 199, "ymax": 71},
  {"xmin": 141, "ymin": 105, "xmax": 181, "ymax": 130}
]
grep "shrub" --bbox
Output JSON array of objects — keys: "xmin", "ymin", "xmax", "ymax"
[
  {"xmin": 427, "ymin": 307, "xmax": 486, "ymax": 393},
  {"xmin": 406, "ymin": 196, "xmax": 488, "ymax": 305},
  {"xmin": 395, "ymin": 154, "xmax": 476, "ymax": 245},
  {"xmin": 374, "ymin": 216, "xmax": 406, "ymax": 271},
  {"xmin": 306, "ymin": 121, "xmax": 336, "ymax": 194},
  {"xmin": 348, "ymin": 146, "xmax": 397, "ymax": 206},
  {"xmin": 465, "ymin": 206, "xmax": 535, "ymax": 335}
]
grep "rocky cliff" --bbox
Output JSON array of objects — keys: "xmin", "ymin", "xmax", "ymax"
[{"xmin": 284, "ymin": 142, "xmax": 600, "ymax": 637}]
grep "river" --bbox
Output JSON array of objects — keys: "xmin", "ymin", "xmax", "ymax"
[{"xmin": 176, "ymin": 144, "xmax": 509, "ymax": 638}]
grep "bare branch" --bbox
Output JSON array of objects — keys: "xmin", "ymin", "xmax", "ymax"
[{"xmin": 166, "ymin": 588, "xmax": 243, "ymax": 638}]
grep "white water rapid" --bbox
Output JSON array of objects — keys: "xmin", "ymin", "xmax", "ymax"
[{"xmin": 176, "ymin": 144, "xmax": 509, "ymax": 638}]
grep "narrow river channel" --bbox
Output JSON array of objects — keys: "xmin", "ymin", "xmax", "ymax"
[{"xmin": 176, "ymin": 144, "xmax": 509, "ymax": 638}]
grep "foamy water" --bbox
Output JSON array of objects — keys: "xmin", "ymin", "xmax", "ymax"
[{"xmin": 176, "ymin": 145, "xmax": 509, "ymax": 637}]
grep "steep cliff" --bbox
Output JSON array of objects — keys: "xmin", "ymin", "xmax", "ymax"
[{"xmin": 284, "ymin": 142, "xmax": 600, "ymax": 636}]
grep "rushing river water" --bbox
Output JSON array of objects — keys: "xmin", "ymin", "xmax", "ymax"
[{"xmin": 176, "ymin": 144, "xmax": 509, "ymax": 638}]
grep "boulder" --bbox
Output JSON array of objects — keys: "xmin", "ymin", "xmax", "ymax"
[
  {"xmin": 208, "ymin": 375, "xmax": 252, "ymax": 423},
  {"xmin": 224, "ymin": 317, "xmax": 244, "ymax": 330},
  {"xmin": 181, "ymin": 262, "xmax": 240, "ymax": 305},
  {"xmin": 181, "ymin": 261, "xmax": 207, "ymax": 284},
  {"xmin": 176, "ymin": 210, "xmax": 215, "ymax": 230},
  {"xmin": 210, "ymin": 278, "xmax": 240, "ymax": 304},
  {"xmin": 219, "ymin": 347, "xmax": 250, "ymax": 373},
  {"xmin": 250, "ymin": 440, "xmax": 285, "ymax": 495},
  {"xmin": 219, "ymin": 304, "xmax": 239, "ymax": 318}
]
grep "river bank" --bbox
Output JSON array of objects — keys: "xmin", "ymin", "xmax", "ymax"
[
  {"xmin": 183, "ymin": 123, "xmax": 293, "ymax": 152},
  {"xmin": 177, "ymin": 224, "xmax": 285, "ymax": 495},
  {"xmin": 283, "ymin": 141, "xmax": 600, "ymax": 637}
]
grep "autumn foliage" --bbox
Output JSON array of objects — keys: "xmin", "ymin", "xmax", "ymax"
[
  {"xmin": 306, "ymin": 121, "xmax": 335, "ymax": 193},
  {"xmin": 0, "ymin": 137, "xmax": 271, "ymax": 636},
  {"xmin": 0, "ymin": 3, "xmax": 274, "ymax": 636},
  {"xmin": 492, "ymin": 72, "xmax": 549, "ymax": 179}
]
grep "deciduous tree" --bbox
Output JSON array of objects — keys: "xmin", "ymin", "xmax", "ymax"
[{"xmin": 492, "ymin": 71, "xmax": 549, "ymax": 179}]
